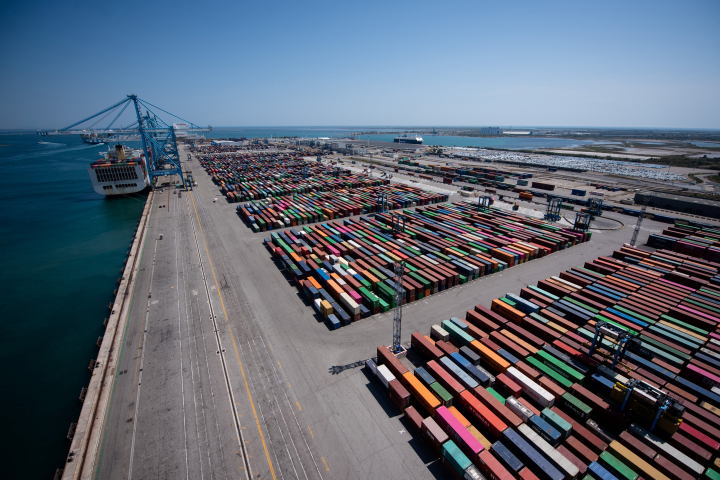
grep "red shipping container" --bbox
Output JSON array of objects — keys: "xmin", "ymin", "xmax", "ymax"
[{"xmin": 495, "ymin": 373, "xmax": 522, "ymax": 398}]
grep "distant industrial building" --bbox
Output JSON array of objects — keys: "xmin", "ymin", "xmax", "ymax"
[
  {"xmin": 331, "ymin": 141, "xmax": 366, "ymax": 155},
  {"xmin": 480, "ymin": 127, "xmax": 501, "ymax": 135},
  {"xmin": 634, "ymin": 191, "xmax": 720, "ymax": 219},
  {"xmin": 503, "ymin": 130, "xmax": 533, "ymax": 135}
]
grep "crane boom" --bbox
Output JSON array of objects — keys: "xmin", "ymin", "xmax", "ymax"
[
  {"xmin": 630, "ymin": 192, "xmax": 653, "ymax": 247},
  {"xmin": 38, "ymin": 95, "xmax": 210, "ymax": 187}
]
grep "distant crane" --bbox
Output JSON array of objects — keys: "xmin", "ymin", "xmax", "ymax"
[
  {"xmin": 630, "ymin": 192, "xmax": 654, "ymax": 247},
  {"xmin": 38, "ymin": 95, "xmax": 210, "ymax": 187}
]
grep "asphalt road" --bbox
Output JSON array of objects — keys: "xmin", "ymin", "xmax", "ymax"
[{"xmin": 93, "ymin": 145, "xmax": 713, "ymax": 480}]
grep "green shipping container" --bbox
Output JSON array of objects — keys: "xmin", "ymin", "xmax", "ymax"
[
  {"xmin": 541, "ymin": 408, "xmax": 572, "ymax": 439},
  {"xmin": 441, "ymin": 320, "xmax": 474, "ymax": 347},
  {"xmin": 598, "ymin": 451, "xmax": 638, "ymax": 480},
  {"xmin": 429, "ymin": 382, "xmax": 453, "ymax": 407},
  {"xmin": 559, "ymin": 392, "xmax": 592, "ymax": 421},
  {"xmin": 535, "ymin": 351, "xmax": 585, "ymax": 384},
  {"xmin": 526, "ymin": 357, "xmax": 574, "ymax": 389},
  {"xmin": 442, "ymin": 440, "xmax": 472, "ymax": 476},
  {"xmin": 486, "ymin": 387, "xmax": 505, "ymax": 404}
]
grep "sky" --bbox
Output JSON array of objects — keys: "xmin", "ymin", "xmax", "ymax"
[{"xmin": 1, "ymin": 0, "xmax": 719, "ymax": 129}]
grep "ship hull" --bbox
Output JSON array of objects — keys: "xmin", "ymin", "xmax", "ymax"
[{"xmin": 88, "ymin": 164, "xmax": 150, "ymax": 196}]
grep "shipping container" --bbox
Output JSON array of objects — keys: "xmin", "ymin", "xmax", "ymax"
[
  {"xmin": 502, "ymin": 427, "xmax": 564, "ymax": 480},
  {"xmin": 506, "ymin": 367, "xmax": 555, "ymax": 408},
  {"xmin": 436, "ymin": 406, "xmax": 485, "ymax": 462},
  {"xmin": 460, "ymin": 390, "xmax": 508, "ymax": 440}
]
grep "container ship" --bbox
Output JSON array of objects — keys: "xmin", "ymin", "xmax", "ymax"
[
  {"xmin": 394, "ymin": 134, "xmax": 423, "ymax": 144},
  {"xmin": 81, "ymin": 133, "xmax": 106, "ymax": 145},
  {"xmin": 88, "ymin": 144, "xmax": 150, "ymax": 196}
]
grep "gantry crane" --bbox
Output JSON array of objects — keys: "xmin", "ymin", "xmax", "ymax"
[
  {"xmin": 630, "ymin": 192, "xmax": 654, "ymax": 247},
  {"xmin": 392, "ymin": 261, "xmax": 405, "ymax": 355},
  {"xmin": 38, "ymin": 95, "xmax": 210, "ymax": 187}
]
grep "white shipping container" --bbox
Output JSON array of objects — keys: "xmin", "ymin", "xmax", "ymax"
[
  {"xmin": 335, "ymin": 277, "xmax": 347, "ymax": 286},
  {"xmin": 464, "ymin": 465, "xmax": 483, "ymax": 480},
  {"xmin": 376, "ymin": 364, "xmax": 395, "ymax": 389},
  {"xmin": 346, "ymin": 268, "xmax": 357, "ymax": 276},
  {"xmin": 431, "ymin": 324, "xmax": 449, "ymax": 342},
  {"xmin": 339, "ymin": 292, "xmax": 361, "ymax": 315},
  {"xmin": 506, "ymin": 367, "xmax": 554, "ymax": 408},
  {"xmin": 329, "ymin": 255, "xmax": 338, "ymax": 264},
  {"xmin": 332, "ymin": 264, "xmax": 347, "ymax": 277},
  {"xmin": 423, "ymin": 256, "xmax": 439, "ymax": 265},
  {"xmin": 314, "ymin": 299, "xmax": 322, "ymax": 313},
  {"xmin": 517, "ymin": 424, "xmax": 579, "ymax": 479},
  {"xmin": 551, "ymin": 276, "xmax": 581, "ymax": 290},
  {"xmin": 506, "ymin": 396, "xmax": 534, "ymax": 423}
]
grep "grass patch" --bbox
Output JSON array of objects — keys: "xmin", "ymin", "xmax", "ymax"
[
  {"xmin": 707, "ymin": 175, "xmax": 720, "ymax": 183},
  {"xmin": 689, "ymin": 174, "xmax": 704, "ymax": 184}
]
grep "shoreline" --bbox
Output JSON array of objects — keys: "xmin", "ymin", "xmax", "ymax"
[{"xmin": 60, "ymin": 191, "xmax": 154, "ymax": 480}]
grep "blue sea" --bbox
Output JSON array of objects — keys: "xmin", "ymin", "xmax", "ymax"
[
  {"xmin": 0, "ymin": 126, "xmax": 605, "ymax": 478},
  {"xmin": 204, "ymin": 127, "xmax": 599, "ymax": 150},
  {"xmin": 0, "ymin": 133, "xmax": 148, "ymax": 479}
]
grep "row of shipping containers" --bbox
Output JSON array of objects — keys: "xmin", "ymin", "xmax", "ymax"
[
  {"xmin": 238, "ymin": 184, "xmax": 447, "ymax": 232},
  {"xmin": 265, "ymin": 202, "xmax": 591, "ymax": 329},
  {"xmin": 370, "ymin": 245, "xmax": 720, "ymax": 480},
  {"xmin": 201, "ymin": 154, "xmax": 389, "ymax": 203},
  {"xmin": 648, "ymin": 224, "xmax": 720, "ymax": 263}
]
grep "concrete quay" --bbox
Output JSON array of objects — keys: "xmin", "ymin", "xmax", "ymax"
[{"xmin": 62, "ymin": 144, "xmax": 705, "ymax": 480}]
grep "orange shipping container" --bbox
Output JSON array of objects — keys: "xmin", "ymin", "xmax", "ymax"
[
  {"xmin": 448, "ymin": 406, "xmax": 472, "ymax": 429},
  {"xmin": 491, "ymin": 299, "xmax": 525, "ymax": 323},
  {"xmin": 402, "ymin": 372, "xmax": 441, "ymax": 416},
  {"xmin": 469, "ymin": 340, "xmax": 511, "ymax": 374}
]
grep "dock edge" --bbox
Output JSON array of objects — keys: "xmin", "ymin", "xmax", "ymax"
[{"xmin": 61, "ymin": 191, "xmax": 155, "ymax": 480}]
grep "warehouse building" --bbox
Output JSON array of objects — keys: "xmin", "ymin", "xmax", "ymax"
[
  {"xmin": 480, "ymin": 127, "xmax": 501, "ymax": 135},
  {"xmin": 634, "ymin": 191, "xmax": 720, "ymax": 218}
]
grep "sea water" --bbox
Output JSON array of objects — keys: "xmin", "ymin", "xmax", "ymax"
[{"xmin": 0, "ymin": 133, "xmax": 148, "ymax": 479}]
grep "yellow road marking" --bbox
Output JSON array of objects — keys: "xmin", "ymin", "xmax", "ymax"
[
  {"xmin": 322, "ymin": 457, "xmax": 329, "ymax": 471},
  {"xmin": 190, "ymin": 191, "xmax": 277, "ymax": 480},
  {"xmin": 278, "ymin": 361, "xmax": 282, "ymax": 368},
  {"xmin": 286, "ymin": 381, "xmax": 291, "ymax": 388},
  {"xmin": 296, "ymin": 402, "xmax": 302, "ymax": 411},
  {"xmin": 307, "ymin": 427, "xmax": 313, "ymax": 438}
]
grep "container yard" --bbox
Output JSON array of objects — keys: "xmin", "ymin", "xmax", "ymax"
[
  {"xmin": 369, "ymin": 243, "xmax": 720, "ymax": 480},
  {"xmin": 196, "ymin": 149, "xmax": 451, "ymax": 231},
  {"xmin": 68, "ymin": 140, "xmax": 720, "ymax": 480},
  {"xmin": 267, "ymin": 202, "xmax": 591, "ymax": 328},
  {"xmin": 240, "ymin": 184, "xmax": 447, "ymax": 232}
]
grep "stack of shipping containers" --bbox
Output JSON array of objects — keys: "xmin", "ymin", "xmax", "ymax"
[
  {"xmin": 266, "ymin": 203, "xmax": 590, "ymax": 327},
  {"xmin": 368, "ymin": 244, "xmax": 720, "ymax": 480}
]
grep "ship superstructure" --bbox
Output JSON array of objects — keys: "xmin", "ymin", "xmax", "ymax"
[{"xmin": 394, "ymin": 134, "xmax": 423, "ymax": 144}]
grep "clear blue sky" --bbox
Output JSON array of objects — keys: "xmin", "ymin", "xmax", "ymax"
[{"xmin": 1, "ymin": 0, "xmax": 718, "ymax": 129}]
